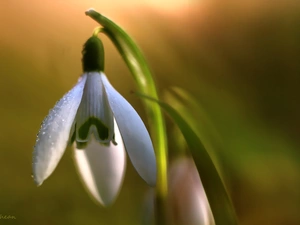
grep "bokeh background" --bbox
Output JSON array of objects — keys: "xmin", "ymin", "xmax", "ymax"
[{"xmin": 1, "ymin": 0, "xmax": 300, "ymax": 224}]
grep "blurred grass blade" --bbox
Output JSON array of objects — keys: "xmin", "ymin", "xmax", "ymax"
[
  {"xmin": 139, "ymin": 94, "xmax": 238, "ymax": 225},
  {"xmin": 85, "ymin": 9, "xmax": 168, "ymax": 225}
]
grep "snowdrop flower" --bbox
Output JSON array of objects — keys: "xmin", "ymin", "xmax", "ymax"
[
  {"xmin": 141, "ymin": 157, "xmax": 215, "ymax": 225},
  {"xmin": 168, "ymin": 157, "xmax": 215, "ymax": 225},
  {"xmin": 33, "ymin": 36, "xmax": 156, "ymax": 206}
]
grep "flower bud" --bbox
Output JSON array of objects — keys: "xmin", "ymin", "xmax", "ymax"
[{"xmin": 168, "ymin": 157, "xmax": 215, "ymax": 225}]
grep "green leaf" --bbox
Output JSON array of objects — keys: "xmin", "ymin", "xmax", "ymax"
[{"xmin": 139, "ymin": 94, "xmax": 238, "ymax": 225}]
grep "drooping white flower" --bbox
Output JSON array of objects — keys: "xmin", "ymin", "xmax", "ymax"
[
  {"xmin": 168, "ymin": 157, "xmax": 215, "ymax": 225},
  {"xmin": 32, "ymin": 36, "xmax": 156, "ymax": 206}
]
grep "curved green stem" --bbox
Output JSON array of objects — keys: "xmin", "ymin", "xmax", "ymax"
[
  {"xmin": 85, "ymin": 9, "xmax": 168, "ymax": 225},
  {"xmin": 92, "ymin": 27, "xmax": 103, "ymax": 37}
]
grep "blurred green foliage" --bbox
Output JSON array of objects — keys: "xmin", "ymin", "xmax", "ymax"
[{"xmin": 0, "ymin": 1, "xmax": 300, "ymax": 225}]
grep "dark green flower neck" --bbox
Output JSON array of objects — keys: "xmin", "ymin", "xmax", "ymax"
[{"xmin": 82, "ymin": 36, "xmax": 104, "ymax": 72}]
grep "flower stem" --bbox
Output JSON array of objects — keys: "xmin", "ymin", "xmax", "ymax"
[{"xmin": 85, "ymin": 9, "xmax": 169, "ymax": 225}]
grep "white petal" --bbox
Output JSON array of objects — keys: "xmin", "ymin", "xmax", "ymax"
[
  {"xmin": 73, "ymin": 121, "xmax": 126, "ymax": 206},
  {"xmin": 33, "ymin": 75, "xmax": 87, "ymax": 186},
  {"xmin": 101, "ymin": 73, "xmax": 156, "ymax": 186},
  {"xmin": 75, "ymin": 72, "xmax": 114, "ymax": 144}
]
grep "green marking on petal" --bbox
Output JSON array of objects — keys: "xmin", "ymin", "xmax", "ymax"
[
  {"xmin": 112, "ymin": 133, "xmax": 118, "ymax": 145},
  {"xmin": 70, "ymin": 126, "xmax": 76, "ymax": 144},
  {"xmin": 78, "ymin": 117, "xmax": 109, "ymax": 141},
  {"xmin": 76, "ymin": 141, "xmax": 88, "ymax": 150}
]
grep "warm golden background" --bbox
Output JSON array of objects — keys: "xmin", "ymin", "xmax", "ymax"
[{"xmin": 1, "ymin": 0, "xmax": 300, "ymax": 224}]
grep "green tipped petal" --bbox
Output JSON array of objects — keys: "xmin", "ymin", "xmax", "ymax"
[{"xmin": 75, "ymin": 72, "xmax": 114, "ymax": 146}]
